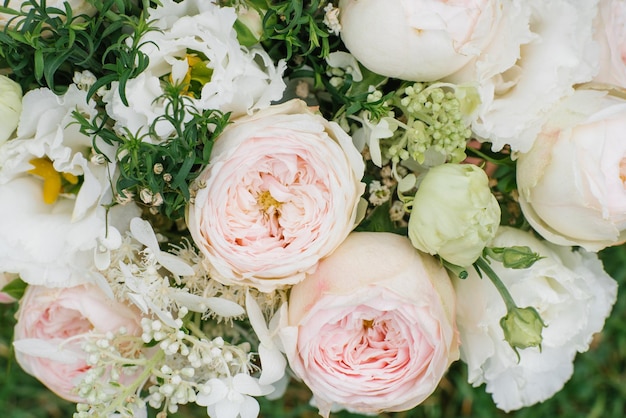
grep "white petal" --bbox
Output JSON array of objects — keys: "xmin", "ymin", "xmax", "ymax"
[
  {"xmin": 246, "ymin": 292, "xmax": 271, "ymax": 345},
  {"xmin": 239, "ymin": 396, "xmax": 261, "ymax": 418},
  {"xmin": 257, "ymin": 344, "xmax": 287, "ymax": 386},
  {"xmin": 155, "ymin": 251, "xmax": 195, "ymax": 276},
  {"xmin": 13, "ymin": 339, "xmax": 78, "ymax": 364},
  {"xmin": 130, "ymin": 217, "xmax": 159, "ymax": 250},
  {"xmin": 232, "ymin": 373, "xmax": 274, "ymax": 396}
]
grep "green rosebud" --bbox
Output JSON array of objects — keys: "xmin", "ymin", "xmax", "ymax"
[
  {"xmin": 408, "ymin": 163, "xmax": 501, "ymax": 267},
  {"xmin": 500, "ymin": 306, "xmax": 546, "ymax": 360},
  {"xmin": 484, "ymin": 245, "xmax": 544, "ymax": 269}
]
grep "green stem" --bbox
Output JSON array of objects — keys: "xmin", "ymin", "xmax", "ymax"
[
  {"xmin": 102, "ymin": 349, "xmax": 165, "ymax": 414},
  {"xmin": 474, "ymin": 256, "xmax": 518, "ymax": 312}
]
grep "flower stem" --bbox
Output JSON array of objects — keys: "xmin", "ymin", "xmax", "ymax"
[{"xmin": 474, "ymin": 256, "xmax": 518, "ymax": 312}]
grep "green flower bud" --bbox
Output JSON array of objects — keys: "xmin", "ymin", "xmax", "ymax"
[
  {"xmin": 484, "ymin": 245, "xmax": 544, "ymax": 269},
  {"xmin": 500, "ymin": 306, "xmax": 546, "ymax": 359},
  {"xmin": 408, "ymin": 163, "xmax": 501, "ymax": 267}
]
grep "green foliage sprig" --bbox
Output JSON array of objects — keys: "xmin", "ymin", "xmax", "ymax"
[
  {"xmin": 74, "ymin": 83, "xmax": 231, "ymax": 220},
  {"xmin": 0, "ymin": 0, "xmax": 147, "ymax": 93},
  {"xmin": 262, "ymin": 0, "xmax": 332, "ymax": 62}
]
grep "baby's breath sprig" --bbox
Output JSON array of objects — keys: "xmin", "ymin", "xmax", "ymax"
[
  {"xmin": 0, "ymin": 0, "xmax": 146, "ymax": 93},
  {"xmin": 74, "ymin": 84, "xmax": 231, "ymax": 220}
]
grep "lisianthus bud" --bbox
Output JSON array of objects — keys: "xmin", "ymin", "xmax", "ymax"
[
  {"xmin": 500, "ymin": 306, "xmax": 546, "ymax": 358},
  {"xmin": 233, "ymin": 5, "xmax": 264, "ymax": 47},
  {"xmin": 483, "ymin": 246, "xmax": 543, "ymax": 269},
  {"xmin": 0, "ymin": 75, "xmax": 22, "ymax": 143},
  {"xmin": 408, "ymin": 163, "xmax": 500, "ymax": 267}
]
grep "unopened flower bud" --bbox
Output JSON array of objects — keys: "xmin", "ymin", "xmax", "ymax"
[
  {"xmin": 500, "ymin": 306, "xmax": 546, "ymax": 359},
  {"xmin": 484, "ymin": 246, "xmax": 544, "ymax": 269}
]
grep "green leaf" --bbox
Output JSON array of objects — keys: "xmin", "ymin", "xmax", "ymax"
[{"xmin": 1, "ymin": 277, "xmax": 27, "ymax": 300}]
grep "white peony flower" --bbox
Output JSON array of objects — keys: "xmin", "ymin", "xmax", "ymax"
[
  {"xmin": 455, "ymin": 0, "xmax": 599, "ymax": 152},
  {"xmin": 103, "ymin": 0, "xmax": 286, "ymax": 141},
  {"xmin": 454, "ymin": 227, "xmax": 617, "ymax": 412}
]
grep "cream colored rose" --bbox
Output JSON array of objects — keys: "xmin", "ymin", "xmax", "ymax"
[
  {"xmin": 517, "ymin": 90, "xmax": 626, "ymax": 251},
  {"xmin": 281, "ymin": 232, "xmax": 459, "ymax": 417},
  {"xmin": 0, "ymin": 75, "xmax": 22, "ymax": 143},
  {"xmin": 338, "ymin": 0, "xmax": 502, "ymax": 81},
  {"xmin": 187, "ymin": 99, "xmax": 365, "ymax": 292},
  {"xmin": 408, "ymin": 163, "xmax": 500, "ymax": 266}
]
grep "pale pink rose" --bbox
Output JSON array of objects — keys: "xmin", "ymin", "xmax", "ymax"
[
  {"xmin": 187, "ymin": 99, "xmax": 365, "ymax": 292},
  {"xmin": 280, "ymin": 232, "xmax": 459, "ymax": 417},
  {"xmin": 13, "ymin": 284, "xmax": 142, "ymax": 402},
  {"xmin": 0, "ymin": 272, "xmax": 18, "ymax": 303},
  {"xmin": 517, "ymin": 89, "xmax": 626, "ymax": 251},
  {"xmin": 592, "ymin": 0, "xmax": 626, "ymax": 87}
]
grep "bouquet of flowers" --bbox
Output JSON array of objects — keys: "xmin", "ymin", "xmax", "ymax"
[{"xmin": 0, "ymin": 0, "xmax": 623, "ymax": 417}]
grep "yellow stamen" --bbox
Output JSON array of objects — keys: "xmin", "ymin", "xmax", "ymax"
[
  {"xmin": 362, "ymin": 319, "xmax": 374, "ymax": 329},
  {"xmin": 257, "ymin": 190, "xmax": 281, "ymax": 212},
  {"xmin": 28, "ymin": 157, "xmax": 76, "ymax": 204}
]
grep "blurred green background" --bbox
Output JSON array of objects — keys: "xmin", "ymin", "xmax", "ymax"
[{"xmin": 2, "ymin": 245, "xmax": 625, "ymax": 418}]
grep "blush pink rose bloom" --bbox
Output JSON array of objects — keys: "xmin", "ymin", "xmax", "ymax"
[
  {"xmin": 592, "ymin": 0, "xmax": 626, "ymax": 87},
  {"xmin": 13, "ymin": 284, "xmax": 142, "ymax": 402},
  {"xmin": 280, "ymin": 232, "xmax": 459, "ymax": 417},
  {"xmin": 187, "ymin": 99, "xmax": 365, "ymax": 292}
]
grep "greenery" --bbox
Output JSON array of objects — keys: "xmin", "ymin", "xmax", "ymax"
[{"xmin": 2, "ymin": 242, "xmax": 624, "ymax": 417}]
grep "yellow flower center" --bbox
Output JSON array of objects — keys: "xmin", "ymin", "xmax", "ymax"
[
  {"xmin": 257, "ymin": 190, "xmax": 282, "ymax": 212},
  {"xmin": 170, "ymin": 54, "xmax": 213, "ymax": 97},
  {"xmin": 28, "ymin": 157, "xmax": 78, "ymax": 204}
]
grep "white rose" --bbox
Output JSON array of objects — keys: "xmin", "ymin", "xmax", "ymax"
[
  {"xmin": 454, "ymin": 226, "xmax": 617, "ymax": 412},
  {"xmin": 517, "ymin": 89, "xmax": 626, "ymax": 251},
  {"xmin": 338, "ymin": 0, "xmax": 502, "ymax": 81},
  {"xmin": 592, "ymin": 0, "xmax": 626, "ymax": 87},
  {"xmin": 187, "ymin": 99, "xmax": 365, "ymax": 292},
  {"xmin": 408, "ymin": 163, "xmax": 500, "ymax": 266},
  {"xmin": 0, "ymin": 75, "xmax": 22, "ymax": 143}
]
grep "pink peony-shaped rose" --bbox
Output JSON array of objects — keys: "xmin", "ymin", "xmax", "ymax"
[
  {"xmin": 280, "ymin": 232, "xmax": 459, "ymax": 417},
  {"xmin": 187, "ymin": 99, "xmax": 365, "ymax": 292},
  {"xmin": 13, "ymin": 284, "xmax": 142, "ymax": 402}
]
